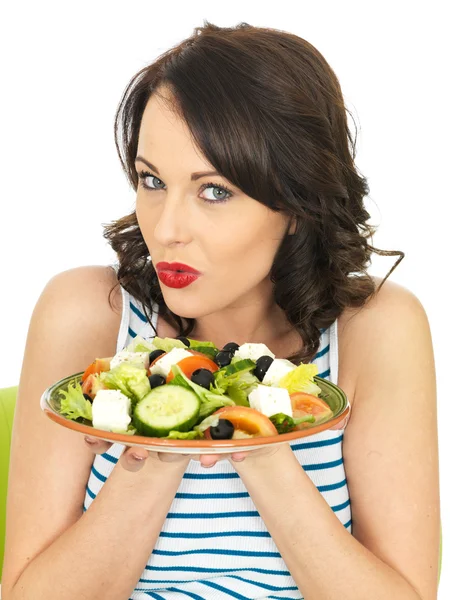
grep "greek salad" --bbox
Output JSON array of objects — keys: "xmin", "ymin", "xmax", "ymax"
[{"xmin": 57, "ymin": 335, "xmax": 333, "ymax": 440}]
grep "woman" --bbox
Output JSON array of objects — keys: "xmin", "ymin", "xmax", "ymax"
[{"xmin": 2, "ymin": 21, "xmax": 440, "ymax": 600}]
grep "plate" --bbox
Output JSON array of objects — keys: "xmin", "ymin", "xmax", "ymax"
[{"xmin": 40, "ymin": 373, "xmax": 350, "ymax": 454}]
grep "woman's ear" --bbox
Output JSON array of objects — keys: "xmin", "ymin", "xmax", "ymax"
[{"xmin": 288, "ymin": 216, "xmax": 298, "ymax": 235}]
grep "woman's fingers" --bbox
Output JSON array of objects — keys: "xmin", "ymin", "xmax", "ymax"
[
  {"xmin": 84, "ymin": 436, "xmax": 112, "ymax": 455},
  {"xmin": 121, "ymin": 447, "xmax": 151, "ymax": 472},
  {"xmin": 121, "ymin": 448, "xmax": 191, "ymax": 472},
  {"xmin": 83, "ymin": 436, "xmax": 191, "ymax": 472}
]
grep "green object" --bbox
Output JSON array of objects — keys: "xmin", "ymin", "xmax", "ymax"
[
  {"xmin": 269, "ymin": 412, "xmax": 316, "ymax": 433},
  {"xmin": 133, "ymin": 385, "xmax": 200, "ymax": 437},
  {"xmin": 169, "ymin": 364, "xmax": 235, "ymax": 419},
  {"xmin": 0, "ymin": 385, "xmax": 18, "ymax": 582},
  {"xmin": 99, "ymin": 362, "xmax": 151, "ymax": 405},
  {"xmin": 58, "ymin": 379, "xmax": 93, "ymax": 421},
  {"xmin": 151, "ymin": 336, "xmax": 187, "ymax": 352}
]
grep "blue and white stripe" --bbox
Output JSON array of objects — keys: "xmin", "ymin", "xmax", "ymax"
[{"xmin": 84, "ymin": 270, "xmax": 352, "ymax": 599}]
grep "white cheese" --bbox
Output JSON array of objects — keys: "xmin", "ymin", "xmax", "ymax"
[
  {"xmin": 110, "ymin": 351, "xmax": 150, "ymax": 370},
  {"xmin": 92, "ymin": 389, "xmax": 132, "ymax": 432},
  {"xmin": 262, "ymin": 358, "xmax": 297, "ymax": 386},
  {"xmin": 248, "ymin": 384, "xmax": 293, "ymax": 418},
  {"xmin": 149, "ymin": 347, "xmax": 193, "ymax": 378},
  {"xmin": 233, "ymin": 343, "xmax": 275, "ymax": 362}
]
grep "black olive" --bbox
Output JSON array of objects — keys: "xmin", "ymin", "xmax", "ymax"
[
  {"xmin": 191, "ymin": 368, "xmax": 214, "ymax": 389},
  {"xmin": 83, "ymin": 393, "xmax": 93, "ymax": 402},
  {"xmin": 214, "ymin": 350, "xmax": 233, "ymax": 367},
  {"xmin": 222, "ymin": 342, "xmax": 240, "ymax": 354},
  {"xmin": 254, "ymin": 355, "xmax": 274, "ymax": 381},
  {"xmin": 149, "ymin": 374, "xmax": 166, "ymax": 388},
  {"xmin": 149, "ymin": 349, "xmax": 166, "ymax": 364},
  {"xmin": 210, "ymin": 418, "xmax": 235, "ymax": 439},
  {"xmin": 176, "ymin": 335, "xmax": 190, "ymax": 347}
]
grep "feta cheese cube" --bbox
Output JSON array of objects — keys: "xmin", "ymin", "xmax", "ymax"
[
  {"xmin": 110, "ymin": 351, "xmax": 150, "ymax": 370},
  {"xmin": 92, "ymin": 389, "xmax": 132, "ymax": 432},
  {"xmin": 248, "ymin": 384, "xmax": 293, "ymax": 418},
  {"xmin": 149, "ymin": 347, "xmax": 193, "ymax": 378},
  {"xmin": 234, "ymin": 343, "xmax": 275, "ymax": 362},
  {"xmin": 262, "ymin": 358, "xmax": 297, "ymax": 386}
]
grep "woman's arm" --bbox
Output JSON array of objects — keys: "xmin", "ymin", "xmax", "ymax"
[
  {"xmin": 7, "ymin": 455, "xmax": 188, "ymax": 600},
  {"xmin": 2, "ymin": 267, "xmax": 190, "ymax": 600},
  {"xmin": 232, "ymin": 281, "xmax": 440, "ymax": 600}
]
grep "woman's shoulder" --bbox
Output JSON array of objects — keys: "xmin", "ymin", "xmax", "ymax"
[
  {"xmin": 45, "ymin": 263, "xmax": 123, "ymax": 339},
  {"xmin": 336, "ymin": 275, "xmax": 428, "ymax": 405}
]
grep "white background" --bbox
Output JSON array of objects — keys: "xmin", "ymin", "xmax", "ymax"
[{"xmin": 0, "ymin": 1, "xmax": 448, "ymax": 597}]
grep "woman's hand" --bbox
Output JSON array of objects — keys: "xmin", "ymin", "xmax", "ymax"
[
  {"xmin": 84, "ymin": 436, "xmax": 190, "ymax": 472},
  {"xmin": 193, "ymin": 444, "xmax": 284, "ymax": 468},
  {"xmin": 84, "ymin": 436, "xmax": 285, "ymax": 471}
]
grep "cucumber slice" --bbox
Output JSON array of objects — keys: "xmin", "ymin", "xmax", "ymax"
[
  {"xmin": 133, "ymin": 384, "xmax": 200, "ymax": 437},
  {"xmin": 216, "ymin": 358, "xmax": 256, "ymax": 377}
]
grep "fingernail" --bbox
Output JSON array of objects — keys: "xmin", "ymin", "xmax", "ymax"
[
  {"xmin": 232, "ymin": 456, "xmax": 245, "ymax": 462},
  {"xmin": 131, "ymin": 454, "xmax": 145, "ymax": 461},
  {"xmin": 85, "ymin": 437, "xmax": 97, "ymax": 445}
]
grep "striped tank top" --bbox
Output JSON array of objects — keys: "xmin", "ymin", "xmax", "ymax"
[{"xmin": 84, "ymin": 275, "xmax": 352, "ymax": 600}]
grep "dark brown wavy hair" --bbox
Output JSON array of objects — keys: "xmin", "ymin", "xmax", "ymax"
[{"xmin": 103, "ymin": 20, "xmax": 404, "ymax": 365}]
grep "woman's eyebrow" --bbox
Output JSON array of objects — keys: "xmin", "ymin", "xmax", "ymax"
[{"xmin": 135, "ymin": 155, "xmax": 220, "ymax": 181}]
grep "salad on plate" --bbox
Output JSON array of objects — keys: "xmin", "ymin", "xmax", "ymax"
[{"xmin": 52, "ymin": 334, "xmax": 340, "ymax": 442}]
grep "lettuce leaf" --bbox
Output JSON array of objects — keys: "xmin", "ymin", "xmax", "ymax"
[
  {"xmin": 212, "ymin": 367, "xmax": 258, "ymax": 406},
  {"xmin": 186, "ymin": 338, "xmax": 219, "ymax": 359},
  {"xmin": 152, "ymin": 336, "xmax": 187, "ymax": 352},
  {"xmin": 58, "ymin": 379, "xmax": 92, "ymax": 421},
  {"xmin": 169, "ymin": 364, "xmax": 235, "ymax": 419},
  {"xmin": 278, "ymin": 363, "xmax": 322, "ymax": 396},
  {"xmin": 162, "ymin": 430, "xmax": 204, "ymax": 439},
  {"xmin": 125, "ymin": 334, "xmax": 157, "ymax": 353},
  {"xmin": 99, "ymin": 363, "xmax": 150, "ymax": 405}
]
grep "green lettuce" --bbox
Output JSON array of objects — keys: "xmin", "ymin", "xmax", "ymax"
[
  {"xmin": 99, "ymin": 363, "xmax": 150, "ymax": 405},
  {"xmin": 125, "ymin": 334, "xmax": 157, "ymax": 353},
  {"xmin": 152, "ymin": 336, "xmax": 187, "ymax": 352},
  {"xmin": 110, "ymin": 424, "xmax": 137, "ymax": 435},
  {"xmin": 58, "ymin": 379, "xmax": 92, "ymax": 421},
  {"xmin": 186, "ymin": 338, "xmax": 219, "ymax": 359},
  {"xmin": 162, "ymin": 430, "xmax": 204, "ymax": 439},
  {"xmin": 278, "ymin": 363, "xmax": 322, "ymax": 396},
  {"xmin": 212, "ymin": 365, "xmax": 258, "ymax": 406},
  {"xmin": 169, "ymin": 364, "xmax": 235, "ymax": 419}
]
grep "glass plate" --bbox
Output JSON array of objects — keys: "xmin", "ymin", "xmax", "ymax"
[{"xmin": 40, "ymin": 373, "xmax": 350, "ymax": 454}]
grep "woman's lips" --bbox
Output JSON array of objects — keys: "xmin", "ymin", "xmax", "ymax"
[
  {"xmin": 155, "ymin": 261, "xmax": 201, "ymax": 274},
  {"xmin": 157, "ymin": 270, "xmax": 201, "ymax": 289}
]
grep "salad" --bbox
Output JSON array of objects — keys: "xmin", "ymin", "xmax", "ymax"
[{"xmin": 57, "ymin": 335, "xmax": 334, "ymax": 441}]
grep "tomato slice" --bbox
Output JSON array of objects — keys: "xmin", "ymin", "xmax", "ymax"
[
  {"xmin": 290, "ymin": 392, "xmax": 333, "ymax": 427},
  {"xmin": 81, "ymin": 357, "xmax": 112, "ymax": 383},
  {"xmin": 204, "ymin": 406, "xmax": 278, "ymax": 439},
  {"xmin": 81, "ymin": 373, "xmax": 108, "ymax": 399},
  {"xmin": 166, "ymin": 355, "xmax": 219, "ymax": 383}
]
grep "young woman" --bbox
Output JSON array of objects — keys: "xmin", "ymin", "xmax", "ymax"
[{"xmin": 2, "ymin": 21, "xmax": 440, "ymax": 600}]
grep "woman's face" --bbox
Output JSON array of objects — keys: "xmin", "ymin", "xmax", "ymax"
[{"xmin": 135, "ymin": 88, "xmax": 294, "ymax": 323}]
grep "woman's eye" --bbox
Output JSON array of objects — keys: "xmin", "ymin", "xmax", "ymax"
[
  {"xmin": 139, "ymin": 173, "xmax": 165, "ymax": 190},
  {"xmin": 137, "ymin": 170, "xmax": 232, "ymax": 204},
  {"xmin": 200, "ymin": 184, "xmax": 232, "ymax": 204}
]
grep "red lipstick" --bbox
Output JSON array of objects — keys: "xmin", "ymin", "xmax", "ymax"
[{"xmin": 155, "ymin": 261, "xmax": 201, "ymax": 289}]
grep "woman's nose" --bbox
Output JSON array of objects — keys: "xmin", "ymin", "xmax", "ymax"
[{"xmin": 152, "ymin": 192, "xmax": 192, "ymax": 246}]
